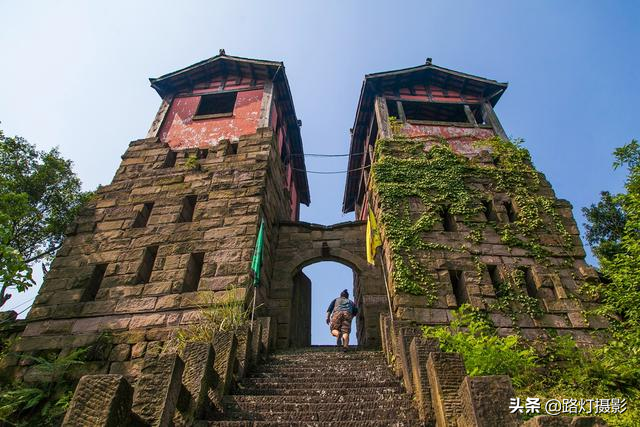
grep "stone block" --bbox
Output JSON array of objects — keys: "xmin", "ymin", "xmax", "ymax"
[
  {"xmin": 132, "ymin": 353, "xmax": 185, "ymax": 427},
  {"xmin": 174, "ymin": 342, "xmax": 215, "ymax": 426},
  {"xmin": 249, "ymin": 321, "xmax": 262, "ymax": 368},
  {"xmin": 396, "ymin": 326, "xmax": 423, "ymax": 394},
  {"xmin": 115, "ymin": 297, "xmax": 157, "ymax": 313},
  {"xmin": 409, "ymin": 336, "xmax": 439, "ymax": 424},
  {"xmin": 131, "ymin": 342, "xmax": 147, "ymax": 359},
  {"xmin": 109, "ymin": 344, "xmax": 131, "ymax": 362},
  {"xmin": 457, "ymin": 375, "xmax": 520, "ymax": 427},
  {"xmin": 427, "ymin": 352, "xmax": 466, "ymax": 427},
  {"xmin": 211, "ymin": 331, "xmax": 237, "ymax": 398},
  {"xmin": 234, "ymin": 326, "xmax": 252, "ymax": 379},
  {"xmin": 567, "ymin": 311, "xmax": 589, "ymax": 328},
  {"xmin": 129, "ymin": 313, "xmax": 167, "ymax": 329},
  {"xmin": 108, "ymin": 359, "xmax": 144, "ymax": 380},
  {"xmin": 62, "ymin": 374, "xmax": 133, "ymax": 427}
]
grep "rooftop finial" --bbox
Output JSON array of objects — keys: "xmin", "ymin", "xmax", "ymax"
[
  {"xmin": 426, "ymin": 57, "xmax": 432, "ymax": 65},
  {"xmin": 219, "ymin": 49, "xmax": 226, "ymax": 56}
]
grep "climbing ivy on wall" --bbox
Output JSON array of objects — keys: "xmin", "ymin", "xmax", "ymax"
[{"xmin": 370, "ymin": 135, "xmax": 573, "ymax": 309}]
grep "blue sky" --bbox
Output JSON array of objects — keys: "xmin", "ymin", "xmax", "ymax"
[{"xmin": 1, "ymin": 1, "xmax": 638, "ymax": 344}]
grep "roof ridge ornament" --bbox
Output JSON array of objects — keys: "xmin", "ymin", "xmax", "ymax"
[
  {"xmin": 219, "ymin": 49, "xmax": 226, "ymax": 56},
  {"xmin": 425, "ymin": 57, "xmax": 432, "ymax": 65}
]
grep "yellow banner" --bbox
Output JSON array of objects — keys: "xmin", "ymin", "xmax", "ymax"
[{"xmin": 366, "ymin": 208, "xmax": 382, "ymax": 265}]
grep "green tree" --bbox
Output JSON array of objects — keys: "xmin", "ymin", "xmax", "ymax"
[
  {"xmin": 593, "ymin": 140, "xmax": 640, "ymax": 325},
  {"xmin": 583, "ymin": 140, "xmax": 640, "ymax": 325},
  {"xmin": 582, "ymin": 191, "xmax": 626, "ymax": 262},
  {"xmin": 0, "ymin": 128, "xmax": 91, "ymax": 307}
]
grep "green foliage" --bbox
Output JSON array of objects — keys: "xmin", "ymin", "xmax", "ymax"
[
  {"xmin": 371, "ymin": 136, "xmax": 571, "ymax": 300},
  {"xmin": 183, "ymin": 154, "xmax": 201, "ymax": 171},
  {"xmin": 423, "ymin": 305, "xmax": 538, "ymax": 387},
  {"xmin": 0, "ymin": 347, "xmax": 87, "ymax": 426},
  {"xmin": 483, "ymin": 138, "xmax": 573, "ymax": 260},
  {"xmin": 588, "ymin": 140, "xmax": 640, "ymax": 327},
  {"xmin": 388, "ymin": 116, "xmax": 404, "ymax": 135},
  {"xmin": 0, "ymin": 128, "xmax": 91, "ymax": 307},
  {"xmin": 489, "ymin": 267, "xmax": 543, "ymax": 319},
  {"xmin": 165, "ymin": 287, "xmax": 249, "ymax": 353},
  {"xmin": 426, "ymin": 306, "xmax": 639, "ymax": 426},
  {"xmin": 582, "ymin": 191, "xmax": 626, "ymax": 262}
]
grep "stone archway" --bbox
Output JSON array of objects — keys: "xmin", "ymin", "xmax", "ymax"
[{"xmin": 266, "ymin": 221, "xmax": 388, "ymax": 349}]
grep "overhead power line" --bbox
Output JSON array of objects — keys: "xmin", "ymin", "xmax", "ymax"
[{"xmin": 292, "ymin": 165, "xmax": 368, "ymax": 175}]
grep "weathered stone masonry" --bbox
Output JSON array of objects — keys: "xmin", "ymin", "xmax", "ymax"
[{"xmin": 7, "ymin": 129, "xmax": 283, "ymax": 381}]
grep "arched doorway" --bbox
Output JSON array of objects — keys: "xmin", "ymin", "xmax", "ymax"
[
  {"xmin": 267, "ymin": 221, "xmax": 388, "ymax": 349},
  {"xmin": 289, "ymin": 260, "xmax": 359, "ymax": 347}
]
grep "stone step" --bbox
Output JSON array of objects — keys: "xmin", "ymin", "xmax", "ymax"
[
  {"xmin": 259, "ymin": 359, "xmax": 388, "ymax": 369},
  {"xmin": 249, "ymin": 365, "xmax": 393, "ymax": 373},
  {"xmin": 198, "ymin": 421, "xmax": 426, "ymax": 427},
  {"xmin": 224, "ymin": 398, "xmax": 414, "ymax": 413},
  {"xmin": 244, "ymin": 372, "xmax": 398, "ymax": 382},
  {"xmin": 268, "ymin": 352, "xmax": 383, "ymax": 360},
  {"xmin": 224, "ymin": 394, "xmax": 411, "ymax": 405},
  {"xmin": 221, "ymin": 407, "xmax": 418, "ymax": 422},
  {"xmin": 239, "ymin": 379, "xmax": 400, "ymax": 389},
  {"xmin": 234, "ymin": 386, "xmax": 403, "ymax": 396},
  {"xmin": 213, "ymin": 349, "xmax": 422, "ymax": 425},
  {"xmin": 269, "ymin": 348, "xmax": 381, "ymax": 354}
]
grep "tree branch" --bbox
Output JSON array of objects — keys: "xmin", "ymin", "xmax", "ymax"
[{"xmin": 24, "ymin": 243, "xmax": 62, "ymax": 264}]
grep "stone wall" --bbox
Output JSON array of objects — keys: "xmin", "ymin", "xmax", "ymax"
[
  {"xmin": 5, "ymin": 128, "xmax": 292, "ymax": 382},
  {"xmin": 368, "ymin": 137, "xmax": 607, "ymax": 345},
  {"xmin": 62, "ymin": 317, "xmax": 270, "ymax": 427}
]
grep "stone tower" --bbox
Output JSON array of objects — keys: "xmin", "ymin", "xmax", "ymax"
[
  {"xmin": 343, "ymin": 60, "xmax": 606, "ymax": 345},
  {"xmin": 4, "ymin": 53, "xmax": 316, "ymax": 380}
]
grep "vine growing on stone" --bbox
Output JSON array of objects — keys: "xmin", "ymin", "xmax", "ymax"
[{"xmin": 370, "ymin": 135, "xmax": 573, "ymax": 313}]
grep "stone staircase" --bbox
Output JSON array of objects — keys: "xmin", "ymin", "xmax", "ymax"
[
  {"xmin": 210, "ymin": 346, "xmax": 424, "ymax": 426},
  {"xmin": 60, "ymin": 319, "xmax": 607, "ymax": 427}
]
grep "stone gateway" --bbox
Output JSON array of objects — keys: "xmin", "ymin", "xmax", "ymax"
[{"xmin": 0, "ymin": 53, "xmax": 607, "ymax": 426}]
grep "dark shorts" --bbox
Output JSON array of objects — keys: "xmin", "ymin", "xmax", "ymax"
[{"xmin": 330, "ymin": 311, "xmax": 354, "ymax": 334}]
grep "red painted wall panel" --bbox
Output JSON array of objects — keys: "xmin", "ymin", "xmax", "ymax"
[
  {"xmin": 401, "ymin": 124, "xmax": 495, "ymax": 156},
  {"xmin": 159, "ymin": 89, "xmax": 263, "ymax": 149}
]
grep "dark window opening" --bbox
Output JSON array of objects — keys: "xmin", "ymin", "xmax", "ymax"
[
  {"xmin": 178, "ymin": 195, "xmax": 197, "ymax": 223},
  {"xmin": 82, "ymin": 263, "xmax": 107, "ymax": 301},
  {"xmin": 518, "ymin": 267, "xmax": 537, "ymax": 298},
  {"xmin": 132, "ymin": 202, "xmax": 154, "ymax": 228},
  {"xmin": 163, "ymin": 150, "xmax": 177, "ymax": 168},
  {"xmin": 449, "ymin": 270, "xmax": 467, "ymax": 306},
  {"xmin": 197, "ymin": 148, "xmax": 208, "ymax": 159},
  {"xmin": 386, "ymin": 99, "xmax": 399, "ymax": 119},
  {"xmin": 482, "ymin": 199, "xmax": 498, "ymax": 222},
  {"xmin": 504, "ymin": 200, "xmax": 517, "ymax": 222},
  {"xmin": 194, "ymin": 92, "xmax": 237, "ymax": 117},
  {"xmin": 441, "ymin": 206, "xmax": 457, "ymax": 232},
  {"xmin": 226, "ymin": 141, "xmax": 238, "ymax": 156},
  {"xmin": 183, "ymin": 252, "xmax": 205, "ymax": 292},
  {"xmin": 136, "ymin": 246, "xmax": 158, "ymax": 284},
  {"xmin": 402, "ymin": 101, "xmax": 470, "ymax": 123},
  {"xmin": 487, "ymin": 265, "xmax": 501, "ymax": 292}
]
